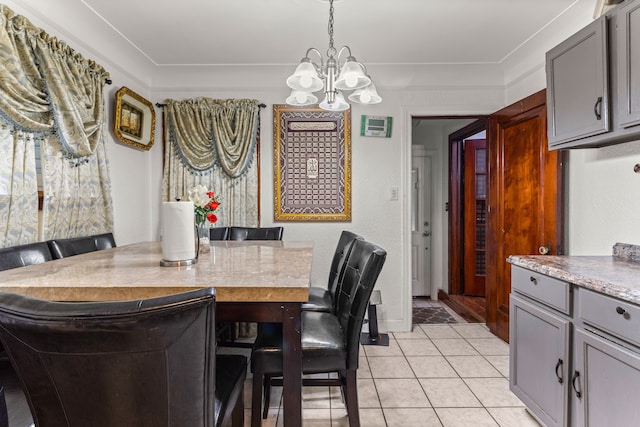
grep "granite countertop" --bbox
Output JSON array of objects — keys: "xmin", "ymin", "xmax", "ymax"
[{"xmin": 508, "ymin": 243, "xmax": 640, "ymax": 305}]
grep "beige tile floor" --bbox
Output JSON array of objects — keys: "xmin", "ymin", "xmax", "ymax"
[{"xmin": 231, "ymin": 302, "xmax": 542, "ymax": 427}]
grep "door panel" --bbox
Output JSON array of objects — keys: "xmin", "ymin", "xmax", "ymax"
[
  {"xmin": 463, "ymin": 139, "xmax": 487, "ymax": 297},
  {"xmin": 486, "ymin": 89, "xmax": 563, "ymax": 342}
]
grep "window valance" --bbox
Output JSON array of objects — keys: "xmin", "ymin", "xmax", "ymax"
[
  {"xmin": 0, "ymin": 4, "xmax": 110, "ymax": 159},
  {"xmin": 164, "ymin": 98, "xmax": 260, "ymax": 178}
]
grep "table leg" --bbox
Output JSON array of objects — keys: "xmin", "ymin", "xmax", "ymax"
[{"xmin": 281, "ymin": 303, "xmax": 302, "ymax": 427}]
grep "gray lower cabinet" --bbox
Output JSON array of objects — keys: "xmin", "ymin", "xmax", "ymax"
[
  {"xmin": 510, "ymin": 294, "xmax": 570, "ymax": 427},
  {"xmin": 573, "ymin": 329, "xmax": 640, "ymax": 426},
  {"xmin": 511, "ymin": 265, "xmax": 640, "ymax": 426}
]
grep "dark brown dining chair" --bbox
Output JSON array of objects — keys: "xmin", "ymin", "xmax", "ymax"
[
  {"xmin": 0, "ymin": 242, "xmax": 53, "ymax": 271},
  {"xmin": 228, "ymin": 226, "xmax": 283, "ymax": 241},
  {"xmin": 250, "ymin": 239, "xmax": 387, "ymax": 427},
  {"xmin": 0, "ymin": 288, "xmax": 246, "ymax": 427},
  {"xmin": 210, "ymin": 226, "xmax": 230, "ymax": 240},
  {"xmin": 0, "ymin": 241, "xmax": 55, "ymax": 361},
  {"xmin": 0, "ymin": 386, "xmax": 7, "ymax": 427},
  {"xmin": 302, "ymin": 230, "xmax": 364, "ymax": 313},
  {"xmin": 47, "ymin": 232, "xmax": 116, "ymax": 259}
]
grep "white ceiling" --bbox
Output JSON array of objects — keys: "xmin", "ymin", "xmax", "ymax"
[{"xmin": 81, "ymin": 0, "xmax": 581, "ymax": 67}]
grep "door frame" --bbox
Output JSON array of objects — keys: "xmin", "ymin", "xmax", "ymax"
[{"xmin": 448, "ymin": 119, "xmax": 488, "ymax": 295}]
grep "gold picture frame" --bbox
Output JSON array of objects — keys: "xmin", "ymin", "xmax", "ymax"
[
  {"xmin": 113, "ymin": 86, "xmax": 155, "ymax": 151},
  {"xmin": 273, "ymin": 105, "xmax": 351, "ymax": 222}
]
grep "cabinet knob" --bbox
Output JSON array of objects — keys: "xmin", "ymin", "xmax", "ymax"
[
  {"xmin": 615, "ymin": 306, "xmax": 629, "ymax": 318},
  {"xmin": 529, "ymin": 276, "xmax": 537, "ymax": 285}
]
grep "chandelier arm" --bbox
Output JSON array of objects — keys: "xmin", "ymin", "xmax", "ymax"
[
  {"xmin": 305, "ymin": 47, "xmax": 325, "ymax": 71},
  {"xmin": 335, "ymin": 46, "xmax": 354, "ymax": 68},
  {"xmin": 305, "ymin": 47, "xmax": 323, "ymax": 61}
]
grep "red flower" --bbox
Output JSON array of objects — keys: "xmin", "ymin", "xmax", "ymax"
[
  {"xmin": 207, "ymin": 191, "xmax": 215, "ymax": 198},
  {"xmin": 207, "ymin": 213, "xmax": 218, "ymax": 224},
  {"xmin": 209, "ymin": 201, "xmax": 220, "ymax": 210}
]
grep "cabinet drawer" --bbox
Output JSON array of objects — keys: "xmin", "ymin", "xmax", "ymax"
[
  {"xmin": 580, "ymin": 289, "xmax": 640, "ymax": 347},
  {"xmin": 511, "ymin": 266, "xmax": 571, "ymax": 315}
]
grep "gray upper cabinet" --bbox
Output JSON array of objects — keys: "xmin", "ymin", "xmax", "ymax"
[
  {"xmin": 546, "ymin": 17, "xmax": 609, "ymax": 148},
  {"xmin": 617, "ymin": 0, "xmax": 640, "ymax": 128},
  {"xmin": 546, "ymin": 0, "xmax": 640, "ymax": 150}
]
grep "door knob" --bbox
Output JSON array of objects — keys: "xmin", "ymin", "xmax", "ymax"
[{"xmin": 538, "ymin": 243, "xmax": 551, "ymax": 255}]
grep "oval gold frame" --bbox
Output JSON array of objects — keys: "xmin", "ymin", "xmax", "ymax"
[{"xmin": 113, "ymin": 86, "xmax": 155, "ymax": 151}]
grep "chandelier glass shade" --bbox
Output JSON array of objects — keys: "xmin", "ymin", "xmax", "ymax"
[{"xmin": 285, "ymin": 0, "xmax": 381, "ymax": 111}]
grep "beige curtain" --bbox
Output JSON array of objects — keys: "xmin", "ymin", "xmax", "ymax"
[
  {"xmin": 162, "ymin": 98, "xmax": 259, "ymax": 227},
  {"xmin": 0, "ymin": 4, "xmax": 113, "ymax": 241},
  {"xmin": 0, "ymin": 119, "xmax": 38, "ymax": 247},
  {"xmin": 40, "ymin": 133, "xmax": 113, "ymax": 239}
]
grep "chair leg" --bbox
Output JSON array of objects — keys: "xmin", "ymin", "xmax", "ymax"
[
  {"xmin": 262, "ymin": 375, "xmax": 272, "ymax": 419},
  {"xmin": 343, "ymin": 370, "xmax": 360, "ymax": 427},
  {"xmin": 231, "ymin": 389, "xmax": 244, "ymax": 427},
  {"xmin": 251, "ymin": 372, "xmax": 263, "ymax": 427}
]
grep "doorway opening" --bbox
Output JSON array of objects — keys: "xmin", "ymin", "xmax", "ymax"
[
  {"xmin": 446, "ymin": 119, "xmax": 489, "ymax": 323},
  {"xmin": 409, "ymin": 117, "xmax": 484, "ymax": 324}
]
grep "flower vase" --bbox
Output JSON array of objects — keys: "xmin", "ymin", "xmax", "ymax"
[{"xmin": 196, "ymin": 222, "xmax": 211, "ymax": 252}]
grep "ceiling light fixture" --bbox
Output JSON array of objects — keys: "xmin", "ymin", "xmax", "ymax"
[{"xmin": 285, "ymin": 0, "xmax": 381, "ymax": 111}]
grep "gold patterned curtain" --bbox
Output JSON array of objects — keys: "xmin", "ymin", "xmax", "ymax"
[
  {"xmin": 0, "ymin": 4, "xmax": 113, "ymax": 242},
  {"xmin": 162, "ymin": 98, "xmax": 260, "ymax": 227}
]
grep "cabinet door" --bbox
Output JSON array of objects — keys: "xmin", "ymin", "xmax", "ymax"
[
  {"xmin": 510, "ymin": 294, "xmax": 570, "ymax": 427},
  {"xmin": 546, "ymin": 17, "xmax": 609, "ymax": 146},
  {"xmin": 574, "ymin": 329, "xmax": 640, "ymax": 426},
  {"xmin": 617, "ymin": 0, "xmax": 640, "ymax": 128}
]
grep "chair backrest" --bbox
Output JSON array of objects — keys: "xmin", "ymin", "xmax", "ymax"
[
  {"xmin": 327, "ymin": 231, "xmax": 364, "ymax": 297},
  {"xmin": 0, "ymin": 242, "xmax": 53, "ymax": 271},
  {"xmin": 229, "ymin": 226, "xmax": 283, "ymax": 241},
  {"xmin": 47, "ymin": 232, "xmax": 116, "ymax": 259},
  {"xmin": 0, "ymin": 289, "xmax": 217, "ymax": 427},
  {"xmin": 335, "ymin": 239, "xmax": 386, "ymax": 369},
  {"xmin": 209, "ymin": 226, "xmax": 230, "ymax": 240}
]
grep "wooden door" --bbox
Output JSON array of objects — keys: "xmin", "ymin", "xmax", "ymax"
[
  {"xmin": 411, "ymin": 152, "xmax": 433, "ymax": 297},
  {"xmin": 486, "ymin": 89, "xmax": 563, "ymax": 342},
  {"xmin": 463, "ymin": 139, "xmax": 486, "ymax": 297}
]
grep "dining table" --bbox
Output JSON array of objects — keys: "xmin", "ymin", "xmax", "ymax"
[{"xmin": 0, "ymin": 240, "xmax": 313, "ymax": 427}]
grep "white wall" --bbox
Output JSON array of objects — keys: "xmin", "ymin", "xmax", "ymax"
[{"xmin": 8, "ymin": 0, "xmax": 635, "ymax": 333}]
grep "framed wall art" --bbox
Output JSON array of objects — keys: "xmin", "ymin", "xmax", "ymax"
[
  {"xmin": 113, "ymin": 86, "xmax": 155, "ymax": 150},
  {"xmin": 273, "ymin": 105, "xmax": 351, "ymax": 221}
]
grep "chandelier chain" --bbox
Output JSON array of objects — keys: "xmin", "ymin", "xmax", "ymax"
[{"xmin": 327, "ymin": 0, "xmax": 336, "ymax": 57}]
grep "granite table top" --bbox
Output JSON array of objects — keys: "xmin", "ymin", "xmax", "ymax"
[
  {"xmin": 0, "ymin": 241, "xmax": 313, "ymax": 303},
  {"xmin": 508, "ymin": 243, "xmax": 640, "ymax": 305}
]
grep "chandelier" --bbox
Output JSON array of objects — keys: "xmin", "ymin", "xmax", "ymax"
[{"xmin": 285, "ymin": 0, "xmax": 381, "ymax": 111}]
